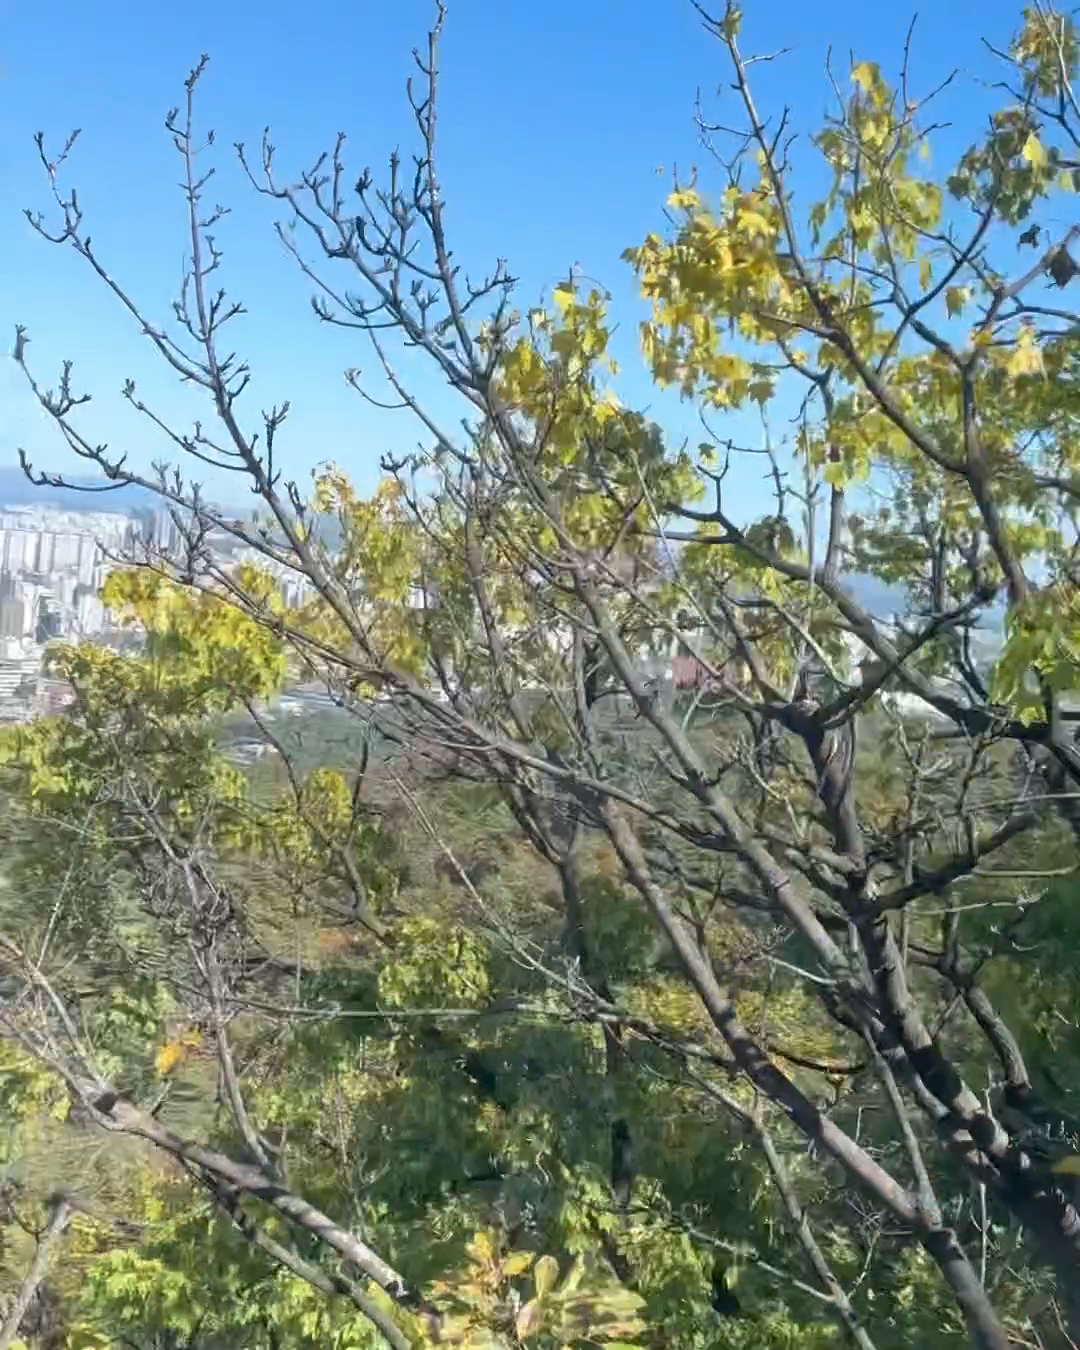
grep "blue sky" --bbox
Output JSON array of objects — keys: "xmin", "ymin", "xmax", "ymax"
[{"xmin": 1, "ymin": 0, "xmax": 1030, "ymax": 514}]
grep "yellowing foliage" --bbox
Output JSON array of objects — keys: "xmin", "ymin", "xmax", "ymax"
[{"xmin": 154, "ymin": 1028, "xmax": 203, "ymax": 1077}]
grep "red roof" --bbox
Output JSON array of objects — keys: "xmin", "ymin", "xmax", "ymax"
[{"xmin": 672, "ymin": 653, "xmax": 711, "ymax": 690}]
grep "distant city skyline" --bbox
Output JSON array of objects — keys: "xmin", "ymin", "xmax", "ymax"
[
  {"xmin": 0, "ymin": 494, "xmax": 320, "ymax": 723},
  {"xmin": 0, "ymin": 470, "xmax": 1006, "ymax": 731}
]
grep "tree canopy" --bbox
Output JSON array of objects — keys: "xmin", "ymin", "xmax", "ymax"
[{"xmin": 8, "ymin": 3, "xmax": 1080, "ymax": 1348}]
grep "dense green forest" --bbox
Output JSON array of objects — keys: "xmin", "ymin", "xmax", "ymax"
[{"xmin": 8, "ymin": 3, "xmax": 1080, "ymax": 1347}]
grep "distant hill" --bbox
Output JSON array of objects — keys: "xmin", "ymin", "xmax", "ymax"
[
  {"xmin": 842, "ymin": 570, "xmax": 1004, "ymax": 660},
  {"xmin": 0, "ymin": 466, "xmax": 163, "ymax": 513},
  {"xmin": 841, "ymin": 572, "xmax": 904, "ymax": 617}
]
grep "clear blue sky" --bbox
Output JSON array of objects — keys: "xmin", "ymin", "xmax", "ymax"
[{"xmin": 0, "ymin": 0, "xmax": 1028, "ymax": 514}]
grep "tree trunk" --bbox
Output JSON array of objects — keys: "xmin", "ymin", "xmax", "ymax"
[{"xmin": 0, "ymin": 1195, "xmax": 72, "ymax": 1350}]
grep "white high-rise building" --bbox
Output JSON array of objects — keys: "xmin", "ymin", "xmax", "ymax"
[{"xmin": 74, "ymin": 591, "xmax": 106, "ymax": 637}]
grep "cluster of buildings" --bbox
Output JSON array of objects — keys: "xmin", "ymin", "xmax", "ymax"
[
  {"xmin": 0, "ymin": 503, "xmax": 204, "ymax": 722},
  {"xmin": 0, "ymin": 499, "xmax": 322, "ymax": 726},
  {"xmin": 0, "ymin": 505, "xmax": 140, "ymax": 722}
]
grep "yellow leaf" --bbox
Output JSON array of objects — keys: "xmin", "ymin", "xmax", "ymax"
[
  {"xmin": 154, "ymin": 1028, "xmax": 201, "ymax": 1076},
  {"xmin": 945, "ymin": 285, "xmax": 970, "ymax": 317},
  {"xmin": 824, "ymin": 460, "xmax": 849, "ymax": 489},
  {"xmin": 155, "ymin": 1040, "xmax": 184, "ymax": 1076},
  {"xmin": 1022, "ymin": 132, "xmax": 1048, "ymax": 169},
  {"xmin": 502, "ymin": 1251, "xmax": 536, "ymax": 1277},
  {"xmin": 720, "ymin": 5, "xmax": 742, "ymax": 38},
  {"xmin": 1007, "ymin": 324, "xmax": 1046, "ymax": 378},
  {"xmin": 552, "ymin": 282, "xmax": 575, "ymax": 314},
  {"xmin": 851, "ymin": 60, "xmax": 879, "ymax": 93},
  {"xmin": 737, "ymin": 210, "xmax": 771, "ymax": 239},
  {"xmin": 467, "ymin": 1229, "xmax": 496, "ymax": 1264},
  {"xmin": 919, "ymin": 256, "xmax": 933, "ymax": 289},
  {"xmin": 667, "ymin": 188, "xmax": 700, "ymax": 212},
  {"xmin": 1051, "ymin": 1155, "xmax": 1080, "ymax": 1177},
  {"xmin": 533, "ymin": 1254, "xmax": 559, "ymax": 1299}
]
